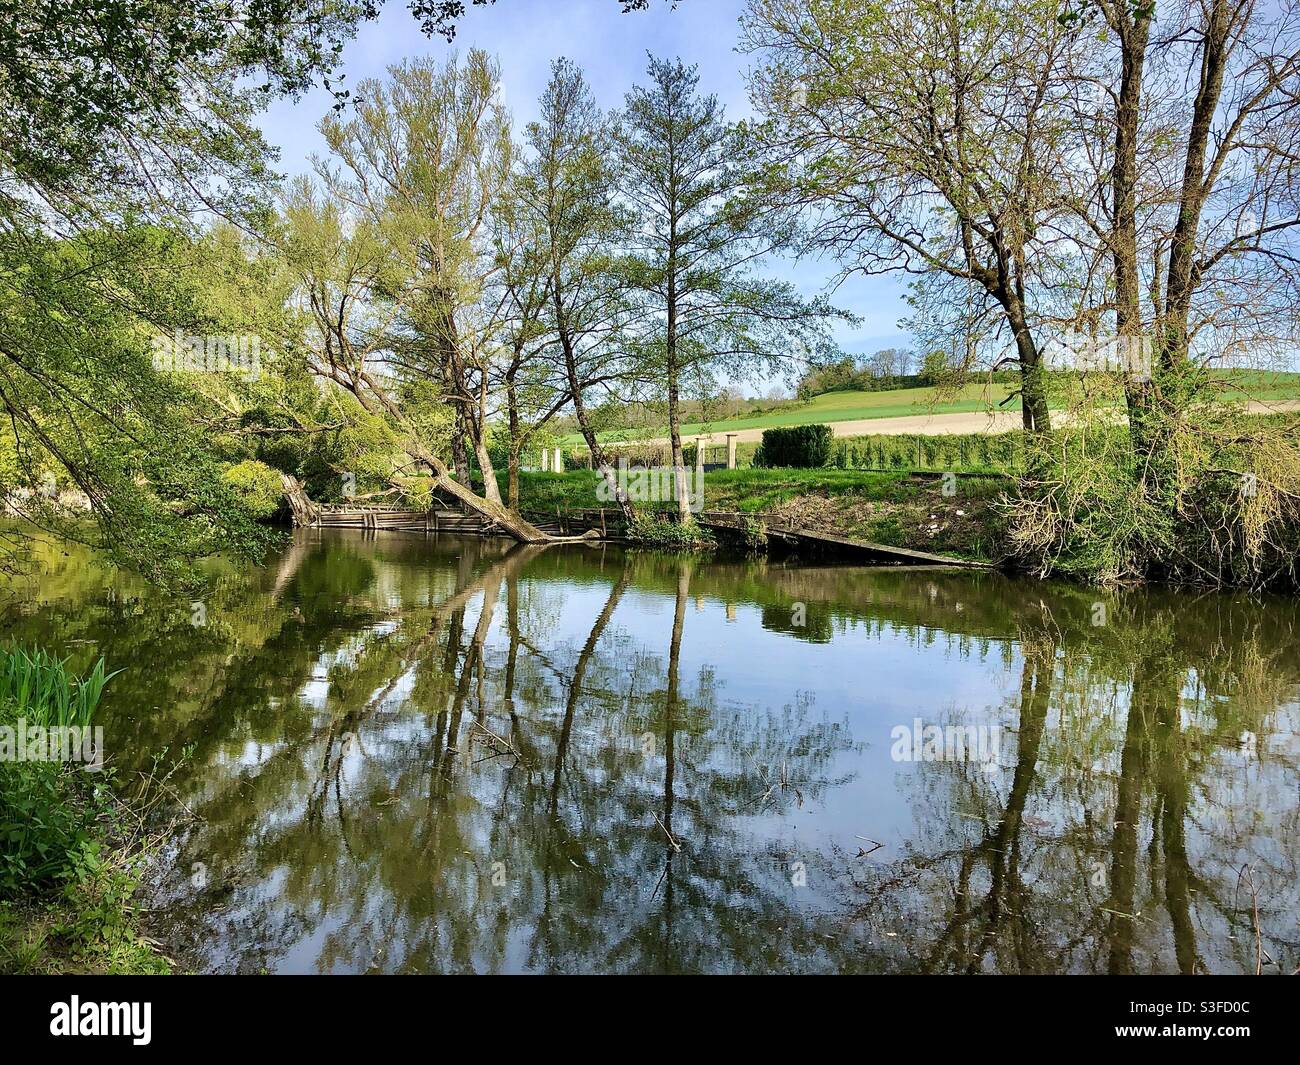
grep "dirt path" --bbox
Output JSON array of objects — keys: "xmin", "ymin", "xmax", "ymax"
[{"xmin": 656, "ymin": 399, "xmax": 1300, "ymax": 447}]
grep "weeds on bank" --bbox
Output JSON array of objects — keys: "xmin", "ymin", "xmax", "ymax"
[
  {"xmin": 0, "ymin": 649, "xmax": 187, "ymax": 974},
  {"xmin": 1006, "ymin": 407, "xmax": 1300, "ymax": 588},
  {"xmin": 626, "ymin": 516, "xmax": 716, "ymax": 549},
  {"xmin": 0, "ymin": 645, "xmax": 119, "ymax": 728}
]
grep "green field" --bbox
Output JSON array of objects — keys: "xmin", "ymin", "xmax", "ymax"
[
  {"xmin": 571, "ymin": 370, "xmax": 1300, "ymax": 443},
  {"xmin": 677, "ymin": 383, "xmax": 1018, "ymax": 435}
]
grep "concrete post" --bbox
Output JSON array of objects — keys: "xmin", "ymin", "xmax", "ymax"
[
  {"xmin": 540, "ymin": 449, "xmax": 549, "ymax": 472},
  {"xmin": 553, "ymin": 447, "xmax": 563, "ymax": 473},
  {"xmin": 726, "ymin": 433, "xmax": 738, "ymax": 469}
]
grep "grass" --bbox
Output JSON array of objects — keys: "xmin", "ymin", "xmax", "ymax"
[
  {"xmin": 0, "ymin": 645, "xmax": 119, "ymax": 728},
  {"xmin": 565, "ymin": 369, "xmax": 1300, "ymax": 443},
  {"xmin": 679, "ymin": 383, "xmax": 1017, "ymax": 434},
  {"xmin": 563, "ymin": 384, "xmax": 1016, "ymax": 444}
]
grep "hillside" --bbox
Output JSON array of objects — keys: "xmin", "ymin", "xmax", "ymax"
[{"xmin": 573, "ymin": 370, "xmax": 1300, "ymax": 444}]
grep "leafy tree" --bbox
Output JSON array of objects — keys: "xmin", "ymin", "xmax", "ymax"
[
  {"xmin": 614, "ymin": 55, "xmax": 842, "ymax": 522},
  {"xmin": 741, "ymin": 0, "xmax": 1083, "ymax": 434},
  {"xmin": 516, "ymin": 58, "xmax": 642, "ymax": 518},
  {"xmin": 0, "ymin": 225, "xmax": 278, "ymax": 583},
  {"xmin": 317, "ymin": 50, "xmax": 514, "ymax": 504},
  {"xmin": 277, "ymin": 175, "xmax": 552, "ymax": 539}
]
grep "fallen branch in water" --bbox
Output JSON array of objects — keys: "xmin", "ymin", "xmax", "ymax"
[{"xmin": 653, "ymin": 812, "xmax": 681, "ymax": 852}]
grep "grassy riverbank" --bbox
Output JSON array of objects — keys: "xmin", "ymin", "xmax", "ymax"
[
  {"xmin": 0, "ymin": 648, "xmax": 170, "ymax": 975},
  {"xmin": 516, "ymin": 468, "xmax": 1008, "ymax": 562}
]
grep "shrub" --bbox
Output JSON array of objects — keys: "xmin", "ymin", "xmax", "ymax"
[
  {"xmin": 221, "ymin": 459, "xmax": 285, "ymax": 521},
  {"xmin": 0, "ymin": 754, "xmax": 103, "ymax": 895},
  {"xmin": 0, "ymin": 647, "xmax": 119, "ymax": 896},
  {"xmin": 753, "ymin": 424, "xmax": 833, "ymax": 468},
  {"xmin": 626, "ymin": 516, "xmax": 715, "ymax": 549},
  {"xmin": 1005, "ymin": 408, "xmax": 1300, "ymax": 588}
]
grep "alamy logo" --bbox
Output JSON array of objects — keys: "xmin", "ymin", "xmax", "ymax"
[
  {"xmin": 1042, "ymin": 331, "xmax": 1152, "ymax": 380},
  {"xmin": 152, "ymin": 329, "xmax": 262, "ymax": 377},
  {"xmin": 49, "ymin": 997, "xmax": 151, "ymax": 1045},
  {"xmin": 596, "ymin": 458, "xmax": 704, "ymax": 512},
  {"xmin": 0, "ymin": 719, "xmax": 103, "ymax": 770},
  {"xmin": 890, "ymin": 717, "xmax": 1001, "ymax": 773}
]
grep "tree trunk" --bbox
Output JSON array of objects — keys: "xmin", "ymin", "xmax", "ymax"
[
  {"xmin": 507, "ymin": 448, "xmax": 520, "ymax": 512},
  {"xmin": 505, "ymin": 375, "xmax": 522, "ymax": 512},
  {"xmin": 413, "ymin": 441, "xmax": 552, "ymax": 542},
  {"xmin": 667, "ymin": 383, "xmax": 692, "ymax": 524},
  {"xmin": 1110, "ymin": 7, "xmax": 1156, "ymax": 459},
  {"xmin": 352, "ymin": 370, "xmax": 554, "ymax": 542},
  {"xmin": 473, "ymin": 435, "xmax": 503, "ymax": 506},
  {"xmin": 281, "ymin": 473, "xmax": 320, "ymax": 527},
  {"xmin": 472, "ymin": 373, "xmax": 503, "ymax": 505},
  {"xmin": 997, "ymin": 285, "xmax": 1051, "ymax": 434},
  {"xmin": 1162, "ymin": 0, "xmax": 1232, "ymax": 370},
  {"xmin": 665, "ymin": 263, "xmax": 694, "ymax": 525},
  {"xmin": 554, "ymin": 287, "xmax": 638, "ymax": 521},
  {"xmin": 450, "ymin": 407, "xmax": 471, "ymax": 485}
]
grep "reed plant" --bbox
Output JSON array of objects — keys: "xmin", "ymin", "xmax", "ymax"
[{"xmin": 0, "ymin": 646, "xmax": 118, "ymax": 728}]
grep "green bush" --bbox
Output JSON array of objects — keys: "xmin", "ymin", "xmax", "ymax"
[
  {"xmin": 0, "ymin": 647, "xmax": 119, "ymax": 896},
  {"xmin": 221, "ymin": 459, "xmax": 285, "ymax": 521},
  {"xmin": 626, "ymin": 516, "xmax": 715, "ymax": 549},
  {"xmin": 0, "ymin": 756, "xmax": 103, "ymax": 895},
  {"xmin": 807, "ymin": 431, "xmax": 1023, "ymax": 474},
  {"xmin": 753, "ymin": 424, "xmax": 833, "ymax": 468}
]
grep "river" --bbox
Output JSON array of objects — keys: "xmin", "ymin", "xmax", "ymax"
[{"xmin": 3, "ymin": 530, "xmax": 1297, "ymax": 973}]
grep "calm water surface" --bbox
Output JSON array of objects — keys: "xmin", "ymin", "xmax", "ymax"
[{"xmin": 3, "ymin": 530, "xmax": 1298, "ymax": 973}]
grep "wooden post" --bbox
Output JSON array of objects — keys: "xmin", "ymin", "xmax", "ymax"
[
  {"xmin": 600, "ymin": 508, "xmax": 607, "ymax": 537},
  {"xmin": 726, "ymin": 433, "xmax": 738, "ymax": 469},
  {"xmin": 553, "ymin": 447, "xmax": 563, "ymax": 473}
]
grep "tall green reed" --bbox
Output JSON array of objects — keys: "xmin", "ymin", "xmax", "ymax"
[{"xmin": 0, "ymin": 646, "xmax": 119, "ymax": 727}]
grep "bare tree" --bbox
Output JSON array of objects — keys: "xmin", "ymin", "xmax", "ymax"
[{"xmin": 741, "ymin": 0, "xmax": 1090, "ymax": 432}]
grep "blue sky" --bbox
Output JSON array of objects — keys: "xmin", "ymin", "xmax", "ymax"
[{"xmin": 255, "ymin": 0, "xmax": 913, "ymax": 369}]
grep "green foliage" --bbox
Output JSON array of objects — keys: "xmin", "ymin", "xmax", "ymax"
[
  {"xmin": 829, "ymin": 431, "xmax": 1023, "ymax": 474},
  {"xmin": 626, "ymin": 516, "xmax": 715, "ymax": 549},
  {"xmin": 0, "ymin": 646, "xmax": 117, "ymax": 729},
  {"xmin": 0, "ymin": 756, "xmax": 105, "ymax": 896},
  {"xmin": 1006, "ymin": 410, "xmax": 1300, "ymax": 588},
  {"xmin": 798, "ymin": 350, "xmax": 918, "ymax": 397},
  {"xmin": 221, "ymin": 460, "xmax": 286, "ymax": 521},
  {"xmin": 0, "ymin": 223, "xmax": 281, "ymax": 586},
  {"xmin": 0, "ymin": 645, "xmax": 167, "ymax": 972},
  {"xmin": 754, "ymin": 424, "xmax": 834, "ymax": 468},
  {"xmin": 0, "ymin": 647, "xmax": 117, "ymax": 895},
  {"xmin": 0, "ymin": 650, "xmax": 121, "ymax": 899},
  {"xmin": 1, "ymin": 0, "xmax": 382, "ymax": 200}
]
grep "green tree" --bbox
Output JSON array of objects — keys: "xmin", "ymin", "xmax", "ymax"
[
  {"xmin": 741, "ymin": 0, "xmax": 1081, "ymax": 434},
  {"xmin": 614, "ymin": 55, "xmax": 841, "ymax": 523},
  {"xmin": 516, "ymin": 58, "xmax": 641, "ymax": 519},
  {"xmin": 317, "ymin": 50, "xmax": 513, "ymax": 505}
]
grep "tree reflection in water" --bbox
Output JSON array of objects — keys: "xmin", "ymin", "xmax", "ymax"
[{"xmin": 2, "ymin": 531, "xmax": 1296, "ymax": 973}]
